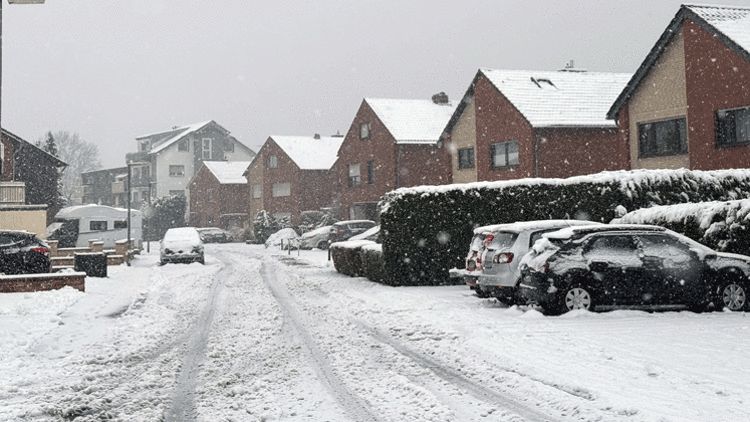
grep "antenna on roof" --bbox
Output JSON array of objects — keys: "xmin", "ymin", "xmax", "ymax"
[{"xmin": 559, "ymin": 60, "xmax": 587, "ymax": 72}]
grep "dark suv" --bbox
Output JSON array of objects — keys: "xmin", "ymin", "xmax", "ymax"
[
  {"xmin": 518, "ymin": 224, "xmax": 750, "ymax": 314},
  {"xmin": 0, "ymin": 230, "xmax": 51, "ymax": 275}
]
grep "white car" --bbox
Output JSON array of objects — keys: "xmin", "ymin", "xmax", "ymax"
[
  {"xmin": 160, "ymin": 227, "xmax": 205, "ymax": 265},
  {"xmin": 476, "ymin": 220, "xmax": 601, "ymax": 304},
  {"xmin": 299, "ymin": 225, "xmax": 333, "ymax": 250}
]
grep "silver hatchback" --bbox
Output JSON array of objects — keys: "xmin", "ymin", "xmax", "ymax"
[{"xmin": 477, "ymin": 220, "xmax": 600, "ymax": 304}]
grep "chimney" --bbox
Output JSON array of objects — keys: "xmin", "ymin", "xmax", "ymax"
[
  {"xmin": 432, "ymin": 92, "xmax": 449, "ymax": 105},
  {"xmin": 332, "ymin": 130, "xmax": 344, "ymax": 138},
  {"xmin": 314, "ymin": 133, "xmax": 321, "ymax": 139}
]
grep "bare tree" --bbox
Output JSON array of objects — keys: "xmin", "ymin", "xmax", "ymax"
[{"xmin": 37, "ymin": 131, "xmax": 102, "ymax": 205}]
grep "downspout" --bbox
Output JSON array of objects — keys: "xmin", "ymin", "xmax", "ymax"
[
  {"xmin": 534, "ymin": 132, "xmax": 540, "ymax": 178},
  {"xmin": 396, "ymin": 144, "xmax": 402, "ymax": 188}
]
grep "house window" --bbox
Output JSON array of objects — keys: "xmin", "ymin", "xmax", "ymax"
[
  {"xmin": 178, "ymin": 139, "xmax": 189, "ymax": 151},
  {"xmin": 142, "ymin": 166, "xmax": 150, "ymax": 179},
  {"xmin": 638, "ymin": 118, "xmax": 687, "ymax": 158},
  {"xmin": 367, "ymin": 161, "xmax": 374, "ymax": 184},
  {"xmin": 253, "ymin": 184, "xmax": 261, "ymax": 198},
  {"xmin": 90, "ymin": 221, "xmax": 107, "ymax": 231},
  {"xmin": 169, "ymin": 165, "xmax": 185, "ymax": 177},
  {"xmin": 716, "ymin": 106, "xmax": 750, "ymax": 147},
  {"xmin": 272, "ymin": 182, "xmax": 291, "ymax": 197},
  {"xmin": 491, "ymin": 141, "xmax": 519, "ymax": 169},
  {"xmin": 224, "ymin": 140, "xmax": 234, "ymax": 152},
  {"xmin": 169, "ymin": 190, "xmax": 185, "ymax": 197},
  {"xmin": 268, "ymin": 155, "xmax": 278, "ymax": 168},
  {"xmin": 132, "ymin": 191, "xmax": 140, "ymax": 202},
  {"xmin": 458, "ymin": 147, "xmax": 475, "ymax": 169},
  {"xmin": 140, "ymin": 140, "xmax": 150, "ymax": 152},
  {"xmin": 202, "ymin": 139, "xmax": 212, "ymax": 160},
  {"xmin": 348, "ymin": 163, "xmax": 361, "ymax": 187},
  {"xmin": 360, "ymin": 123, "xmax": 370, "ymax": 140}
]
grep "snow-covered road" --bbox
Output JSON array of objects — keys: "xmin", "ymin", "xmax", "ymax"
[{"xmin": 1, "ymin": 243, "xmax": 749, "ymax": 421}]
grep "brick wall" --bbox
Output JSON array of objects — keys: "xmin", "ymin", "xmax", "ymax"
[
  {"xmin": 0, "ymin": 272, "xmax": 86, "ymax": 293},
  {"xmin": 684, "ymin": 18, "xmax": 750, "ymax": 170}
]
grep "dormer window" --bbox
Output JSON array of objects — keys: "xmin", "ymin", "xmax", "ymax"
[{"xmin": 140, "ymin": 140, "xmax": 150, "ymax": 152}]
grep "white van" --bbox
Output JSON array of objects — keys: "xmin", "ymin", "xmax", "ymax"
[{"xmin": 46, "ymin": 205, "xmax": 142, "ymax": 248}]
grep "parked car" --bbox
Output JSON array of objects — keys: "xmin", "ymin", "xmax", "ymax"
[
  {"xmin": 330, "ymin": 226, "xmax": 380, "ymax": 277},
  {"xmin": 196, "ymin": 227, "xmax": 230, "ymax": 243},
  {"xmin": 299, "ymin": 225, "xmax": 333, "ymax": 250},
  {"xmin": 160, "ymin": 227, "xmax": 204, "ymax": 265},
  {"xmin": 0, "ymin": 230, "xmax": 51, "ymax": 275},
  {"xmin": 328, "ymin": 220, "xmax": 376, "ymax": 245},
  {"xmin": 518, "ymin": 224, "xmax": 750, "ymax": 315},
  {"xmin": 450, "ymin": 228, "xmax": 496, "ymax": 297},
  {"xmin": 476, "ymin": 220, "xmax": 602, "ymax": 304},
  {"xmin": 265, "ymin": 228, "xmax": 301, "ymax": 249}
]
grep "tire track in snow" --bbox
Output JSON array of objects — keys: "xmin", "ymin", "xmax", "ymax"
[
  {"xmin": 164, "ymin": 262, "xmax": 227, "ymax": 422},
  {"xmin": 351, "ymin": 318, "xmax": 562, "ymax": 422},
  {"xmin": 260, "ymin": 262, "xmax": 382, "ymax": 422}
]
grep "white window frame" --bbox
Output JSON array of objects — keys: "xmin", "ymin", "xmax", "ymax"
[
  {"xmin": 169, "ymin": 165, "xmax": 185, "ymax": 177},
  {"xmin": 360, "ymin": 123, "xmax": 370, "ymax": 140},
  {"xmin": 349, "ymin": 163, "xmax": 361, "ymax": 187},
  {"xmin": 268, "ymin": 155, "xmax": 278, "ymax": 168},
  {"xmin": 252, "ymin": 184, "xmax": 261, "ymax": 199},
  {"xmin": 491, "ymin": 140, "xmax": 519, "ymax": 169},
  {"xmin": 272, "ymin": 182, "xmax": 291, "ymax": 197},
  {"xmin": 202, "ymin": 138, "xmax": 212, "ymax": 160}
]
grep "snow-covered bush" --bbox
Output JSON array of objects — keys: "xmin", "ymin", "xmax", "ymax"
[
  {"xmin": 252, "ymin": 210, "xmax": 279, "ymax": 244},
  {"xmin": 264, "ymin": 228, "xmax": 300, "ymax": 249},
  {"xmin": 612, "ymin": 199, "xmax": 750, "ymax": 256},
  {"xmin": 380, "ymin": 168, "xmax": 750, "ymax": 286},
  {"xmin": 360, "ymin": 244, "xmax": 388, "ymax": 285}
]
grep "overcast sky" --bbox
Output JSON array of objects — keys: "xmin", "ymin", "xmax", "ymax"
[{"xmin": 3, "ymin": 0, "xmax": 750, "ymax": 168}]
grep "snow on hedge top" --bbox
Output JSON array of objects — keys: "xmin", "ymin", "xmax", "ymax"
[
  {"xmin": 203, "ymin": 161, "xmax": 251, "ymax": 184},
  {"xmin": 270, "ymin": 135, "xmax": 344, "ymax": 170},
  {"xmin": 689, "ymin": 4, "xmax": 750, "ymax": 55},
  {"xmin": 382, "ymin": 168, "xmax": 750, "ymax": 210},
  {"xmin": 480, "ymin": 68, "xmax": 632, "ymax": 127},
  {"xmin": 366, "ymin": 98, "xmax": 456, "ymax": 144},
  {"xmin": 612, "ymin": 199, "xmax": 750, "ymax": 229}
]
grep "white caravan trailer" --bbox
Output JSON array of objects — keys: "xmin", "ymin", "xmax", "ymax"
[{"xmin": 46, "ymin": 204, "xmax": 142, "ymax": 248}]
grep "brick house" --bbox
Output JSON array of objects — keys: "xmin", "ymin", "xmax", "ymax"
[
  {"xmin": 79, "ymin": 167, "xmax": 129, "ymax": 207},
  {"xmin": 1, "ymin": 129, "xmax": 67, "ymax": 227},
  {"xmin": 608, "ymin": 4, "xmax": 750, "ymax": 171},
  {"xmin": 335, "ymin": 95, "xmax": 455, "ymax": 221},
  {"xmin": 441, "ymin": 68, "xmax": 632, "ymax": 184},
  {"xmin": 188, "ymin": 161, "xmax": 251, "ymax": 231},
  {"xmin": 245, "ymin": 135, "xmax": 343, "ymax": 226}
]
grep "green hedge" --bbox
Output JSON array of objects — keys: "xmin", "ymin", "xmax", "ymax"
[
  {"xmin": 379, "ymin": 169, "xmax": 750, "ymax": 286},
  {"xmin": 612, "ymin": 199, "xmax": 750, "ymax": 256},
  {"xmin": 360, "ymin": 244, "xmax": 388, "ymax": 285}
]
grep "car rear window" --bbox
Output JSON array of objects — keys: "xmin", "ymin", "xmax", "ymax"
[{"xmin": 488, "ymin": 232, "xmax": 518, "ymax": 250}]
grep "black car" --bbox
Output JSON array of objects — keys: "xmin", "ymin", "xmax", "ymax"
[
  {"xmin": 196, "ymin": 227, "xmax": 230, "ymax": 243},
  {"xmin": 518, "ymin": 224, "xmax": 750, "ymax": 315},
  {"xmin": 0, "ymin": 230, "xmax": 51, "ymax": 275},
  {"xmin": 328, "ymin": 220, "xmax": 376, "ymax": 245}
]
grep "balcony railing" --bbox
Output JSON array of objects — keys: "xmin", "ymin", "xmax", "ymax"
[{"xmin": 0, "ymin": 182, "xmax": 26, "ymax": 204}]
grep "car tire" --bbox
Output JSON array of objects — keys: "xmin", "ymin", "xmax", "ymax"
[
  {"xmin": 555, "ymin": 284, "xmax": 594, "ymax": 314},
  {"xmin": 716, "ymin": 278, "xmax": 748, "ymax": 312},
  {"xmin": 317, "ymin": 241, "xmax": 328, "ymax": 250}
]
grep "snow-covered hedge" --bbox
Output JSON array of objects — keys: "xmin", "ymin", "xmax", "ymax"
[
  {"xmin": 612, "ymin": 199, "xmax": 750, "ymax": 255},
  {"xmin": 380, "ymin": 169, "xmax": 750, "ymax": 285}
]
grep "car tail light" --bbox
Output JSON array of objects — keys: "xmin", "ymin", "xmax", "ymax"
[
  {"xmin": 31, "ymin": 247, "xmax": 50, "ymax": 257},
  {"xmin": 493, "ymin": 252, "xmax": 514, "ymax": 264},
  {"xmin": 541, "ymin": 262, "xmax": 550, "ymax": 273},
  {"xmin": 484, "ymin": 234, "xmax": 494, "ymax": 244}
]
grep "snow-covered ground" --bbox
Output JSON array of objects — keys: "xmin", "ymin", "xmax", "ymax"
[{"xmin": 1, "ymin": 243, "xmax": 749, "ymax": 421}]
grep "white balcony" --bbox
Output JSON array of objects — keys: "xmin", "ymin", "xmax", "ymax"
[{"xmin": 0, "ymin": 182, "xmax": 25, "ymax": 204}]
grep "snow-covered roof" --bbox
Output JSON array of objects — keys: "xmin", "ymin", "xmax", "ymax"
[
  {"xmin": 203, "ymin": 161, "xmax": 251, "ymax": 184},
  {"xmin": 365, "ymin": 98, "xmax": 456, "ymax": 144},
  {"xmin": 137, "ymin": 121, "xmax": 215, "ymax": 154},
  {"xmin": 54, "ymin": 204, "xmax": 141, "ymax": 219},
  {"xmin": 608, "ymin": 4, "xmax": 750, "ymax": 119},
  {"xmin": 269, "ymin": 135, "xmax": 344, "ymax": 170},
  {"xmin": 479, "ymin": 68, "xmax": 632, "ymax": 128}
]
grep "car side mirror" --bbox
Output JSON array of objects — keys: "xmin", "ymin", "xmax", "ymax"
[{"xmin": 589, "ymin": 261, "xmax": 608, "ymax": 272}]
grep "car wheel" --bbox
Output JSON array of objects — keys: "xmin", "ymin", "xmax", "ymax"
[
  {"xmin": 317, "ymin": 241, "xmax": 328, "ymax": 250},
  {"xmin": 716, "ymin": 280, "xmax": 747, "ymax": 311},
  {"xmin": 557, "ymin": 285, "xmax": 594, "ymax": 314}
]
